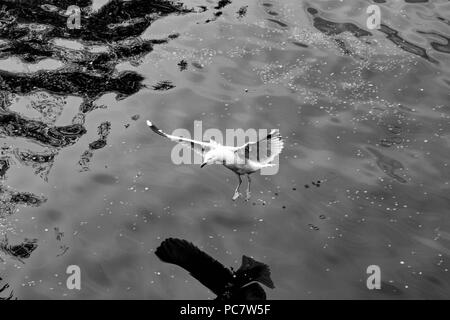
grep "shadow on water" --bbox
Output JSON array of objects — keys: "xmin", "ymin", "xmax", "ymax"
[{"xmin": 155, "ymin": 238, "xmax": 275, "ymax": 300}]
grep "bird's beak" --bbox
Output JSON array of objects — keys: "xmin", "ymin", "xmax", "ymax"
[{"xmin": 201, "ymin": 162, "xmax": 207, "ymax": 168}]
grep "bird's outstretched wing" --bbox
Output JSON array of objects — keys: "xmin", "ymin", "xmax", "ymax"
[
  {"xmin": 146, "ymin": 120, "xmax": 213, "ymax": 157},
  {"xmin": 235, "ymin": 255, "xmax": 275, "ymax": 289},
  {"xmin": 235, "ymin": 129, "xmax": 284, "ymax": 164},
  {"xmin": 155, "ymin": 238, "xmax": 234, "ymax": 296}
]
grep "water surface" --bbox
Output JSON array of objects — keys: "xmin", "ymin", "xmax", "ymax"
[{"xmin": 0, "ymin": 0, "xmax": 450, "ymax": 299}]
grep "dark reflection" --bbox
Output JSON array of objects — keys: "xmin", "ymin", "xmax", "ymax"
[
  {"xmin": 1, "ymin": 0, "xmax": 192, "ymax": 42},
  {"xmin": 0, "ymin": 39, "xmax": 53, "ymax": 63},
  {"xmin": 306, "ymin": 6, "xmax": 441, "ymax": 64},
  {"xmin": 379, "ymin": 24, "xmax": 437, "ymax": 63},
  {"xmin": 215, "ymin": 0, "xmax": 232, "ymax": 10},
  {"xmin": 0, "ymin": 185, "xmax": 47, "ymax": 217},
  {"xmin": 79, "ymin": 121, "xmax": 110, "ymax": 171},
  {"xmin": 267, "ymin": 18, "xmax": 288, "ymax": 28},
  {"xmin": 54, "ymin": 226, "xmax": 69, "ymax": 257},
  {"xmin": 335, "ymin": 38, "xmax": 353, "ymax": 55},
  {"xmin": 0, "ymin": 235, "xmax": 38, "ymax": 263},
  {"xmin": 0, "ymin": 276, "xmax": 15, "ymax": 300},
  {"xmin": 0, "ymin": 110, "xmax": 86, "ymax": 148},
  {"xmin": 152, "ymin": 80, "xmax": 175, "ymax": 91},
  {"xmin": 202, "ymin": 0, "xmax": 233, "ymax": 24},
  {"xmin": 306, "ymin": 6, "xmax": 372, "ymax": 58},
  {"xmin": 14, "ymin": 147, "xmax": 57, "ymax": 181},
  {"xmin": 0, "ymin": 36, "xmax": 178, "ymax": 72},
  {"xmin": 0, "ymin": 158, "xmax": 9, "ymax": 178},
  {"xmin": 436, "ymin": 15, "xmax": 450, "ymax": 27},
  {"xmin": 155, "ymin": 238, "xmax": 275, "ymax": 300},
  {"xmin": 0, "ymin": 70, "xmax": 145, "ymax": 100},
  {"xmin": 2, "ymin": 144, "xmax": 57, "ymax": 181},
  {"xmin": 0, "ymin": 2, "xmax": 197, "ymax": 259},
  {"xmin": 307, "ymin": 8, "xmax": 372, "ymax": 38},
  {"xmin": 0, "ymin": 0, "xmax": 194, "ymax": 109},
  {"xmin": 292, "ymin": 41, "xmax": 308, "ymax": 48},
  {"xmin": 417, "ymin": 31, "xmax": 450, "ymax": 54}
]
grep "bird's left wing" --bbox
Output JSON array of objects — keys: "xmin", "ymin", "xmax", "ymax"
[
  {"xmin": 234, "ymin": 129, "xmax": 284, "ymax": 164},
  {"xmin": 155, "ymin": 238, "xmax": 234, "ymax": 296},
  {"xmin": 146, "ymin": 120, "xmax": 213, "ymax": 157},
  {"xmin": 235, "ymin": 255, "xmax": 275, "ymax": 289}
]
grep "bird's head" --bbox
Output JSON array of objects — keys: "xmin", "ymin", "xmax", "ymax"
[{"xmin": 201, "ymin": 151, "xmax": 221, "ymax": 168}]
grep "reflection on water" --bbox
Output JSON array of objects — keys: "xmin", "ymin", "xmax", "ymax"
[{"xmin": 0, "ymin": 0, "xmax": 449, "ymax": 299}]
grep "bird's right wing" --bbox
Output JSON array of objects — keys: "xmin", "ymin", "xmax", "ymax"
[
  {"xmin": 155, "ymin": 238, "xmax": 234, "ymax": 296},
  {"xmin": 146, "ymin": 120, "xmax": 213, "ymax": 157}
]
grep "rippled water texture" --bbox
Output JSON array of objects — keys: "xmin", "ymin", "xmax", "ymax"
[{"xmin": 0, "ymin": 0, "xmax": 449, "ymax": 299}]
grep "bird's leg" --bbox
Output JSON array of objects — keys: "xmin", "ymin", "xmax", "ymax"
[
  {"xmin": 245, "ymin": 174, "xmax": 251, "ymax": 201},
  {"xmin": 232, "ymin": 174, "xmax": 242, "ymax": 201}
]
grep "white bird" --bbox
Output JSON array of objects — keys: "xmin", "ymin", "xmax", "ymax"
[{"xmin": 146, "ymin": 120, "xmax": 284, "ymax": 201}]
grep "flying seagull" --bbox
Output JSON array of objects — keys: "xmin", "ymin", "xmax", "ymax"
[
  {"xmin": 155, "ymin": 238, "xmax": 275, "ymax": 300},
  {"xmin": 146, "ymin": 120, "xmax": 284, "ymax": 200}
]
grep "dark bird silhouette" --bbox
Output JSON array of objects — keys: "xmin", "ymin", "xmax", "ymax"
[{"xmin": 155, "ymin": 238, "xmax": 275, "ymax": 300}]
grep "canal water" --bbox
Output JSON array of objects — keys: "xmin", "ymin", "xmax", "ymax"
[{"xmin": 0, "ymin": 0, "xmax": 449, "ymax": 299}]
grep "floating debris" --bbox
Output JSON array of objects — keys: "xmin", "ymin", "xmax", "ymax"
[
  {"xmin": 54, "ymin": 227, "xmax": 64, "ymax": 242},
  {"xmin": 237, "ymin": 6, "xmax": 248, "ymax": 19},
  {"xmin": 177, "ymin": 59, "xmax": 188, "ymax": 71}
]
